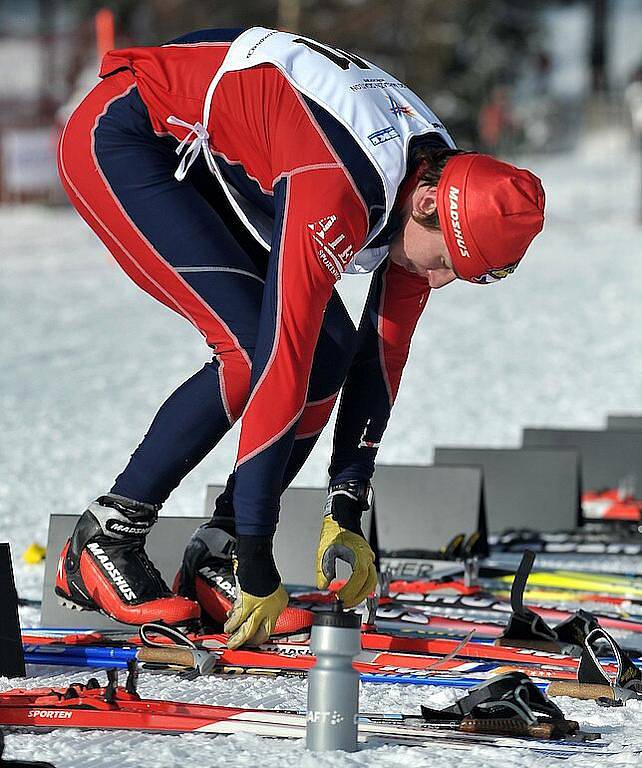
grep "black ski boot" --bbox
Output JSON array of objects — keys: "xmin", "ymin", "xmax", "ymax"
[
  {"xmin": 55, "ymin": 494, "xmax": 200, "ymax": 625},
  {"xmin": 173, "ymin": 514, "xmax": 238, "ymax": 626},
  {"xmin": 174, "ymin": 478, "xmax": 237, "ymax": 626},
  {"xmin": 174, "ymin": 479, "xmax": 313, "ymax": 636}
]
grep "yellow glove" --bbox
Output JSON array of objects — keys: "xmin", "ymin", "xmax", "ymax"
[
  {"xmin": 224, "ymin": 583, "xmax": 289, "ymax": 649},
  {"xmin": 316, "ymin": 516, "xmax": 377, "ymax": 608}
]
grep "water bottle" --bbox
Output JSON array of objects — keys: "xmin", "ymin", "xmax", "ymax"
[{"xmin": 306, "ymin": 601, "xmax": 361, "ymax": 752}]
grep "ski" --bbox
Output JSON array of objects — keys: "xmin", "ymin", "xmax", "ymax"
[
  {"xmin": 374, "ymin": 606, "xmax": 503, "ymax": 638},
  {"xmin": 380, "ymin": 556, "xmax": 642, "ymax": 594},
  {"xmin": 377, "ymin": 589, "xmax": 642, "ymax": 634},
  {"xmin": 484, "ymin": 553, "xmax": 642, "ymax": 578},
  {"xmin": 491, "ymin": 536, "xmax": 642, "ymax": 556},
  {"xmin": 22, "ymin": 626, "xmax": 602, "ymax": 671},
  {"xmin": 293, "ymin": 576, "xmax": 642, "ymax": 630},
  {"xmin": 486, "ymin": 586, "xmax": 641, "ymax": 609},
  {"xmin": 287, "ymin": 588, "xmax": 642, "ymax": 636},
  {"xmin": 491, "ymin": 528, "xmax": 642, "ymax": 545},
  {"xmin": 313, "ymin": 569, "xmax": 642, "ymax": 617},
  {"xmin": 499, "ymin": 570, "xmax": 642, "ymax": 597},
  {"xmin": 24, "ymin": 623, "xmax": 628, "ymax": 683},
  {"xmin": 22, "ymin": 638, "xmax": 583, "ymax": 685},
  {"xmin": 388, "ymin": 578, "xmax": 642, "ymax": 614},
  {"xmin": 0, "ymin": 678, "xmax": 614, "ymax": 757}
]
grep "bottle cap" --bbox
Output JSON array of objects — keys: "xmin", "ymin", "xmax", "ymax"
[{"xmin": 312, "ymin": 600, "xmax": 360, "ymax": 629}]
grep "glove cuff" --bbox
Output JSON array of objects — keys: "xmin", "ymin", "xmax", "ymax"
[
  {"xmin": 324, "ymin": 480, "xmax": 371, "ymax": 536},
  {"xmin": 235, "ymin": 534, "xmax": 280, "ymax": 597}
]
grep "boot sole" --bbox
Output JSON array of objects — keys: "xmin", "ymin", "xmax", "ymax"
[
  {"xmin": 57, "ymin": 596, "xmax": 94, "ymax": 613},
  {"xmin": 58, "ymin": 591, "xmax": 198, "ymax": 628}
]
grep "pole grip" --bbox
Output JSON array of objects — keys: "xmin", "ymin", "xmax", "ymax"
[
  {"xmin": 547, "ymin": 681, "xmax": 615, "ymax": 700},
  {"xmin": 138, "ymin": 646, "xmax": 197, "ymax": 668}
]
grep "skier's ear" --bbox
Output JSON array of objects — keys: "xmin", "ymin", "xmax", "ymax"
[{"xmin": 412, "ymin": 185, "xmax": 438, "ymax": 217}]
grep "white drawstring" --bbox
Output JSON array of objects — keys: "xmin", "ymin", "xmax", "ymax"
[{"xmin": 166, "ymin": 115, "xmax": 211, "ymax": 181}]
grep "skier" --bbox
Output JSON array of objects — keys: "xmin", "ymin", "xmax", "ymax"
[{"xmin": 55, "ymin": 27, "xmax": 545, "ymax": 648}]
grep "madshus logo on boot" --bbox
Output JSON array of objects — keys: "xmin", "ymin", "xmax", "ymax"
[
  {"xmin": 105, "ymin": 519, "xmax": 151, "ymax": 536},
  {"xmin": 198, "ymin": 565, "xmax": 235, "ymax": 601},
  {"xmin": 87, "ymin": 542, "xmax": 137, "ymax": 602}
]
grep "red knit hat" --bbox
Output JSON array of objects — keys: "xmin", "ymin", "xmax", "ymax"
[{"xmin": 436, "ymin": 153, "xmax": 545, "ymax": 284}]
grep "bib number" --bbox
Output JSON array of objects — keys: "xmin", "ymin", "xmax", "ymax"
[{"xmin": 293, "ymin": 38, "xmax": 370, "ymax": 71}]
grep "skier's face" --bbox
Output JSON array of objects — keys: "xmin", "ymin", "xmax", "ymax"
[{"xmin": 389, "ymin": 185, "xmax": 457, "ymax": 289}]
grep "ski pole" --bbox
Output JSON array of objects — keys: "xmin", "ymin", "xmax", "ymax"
[
  {"xmin": 23, "ymin": 644, "xmax": 215, "ymax": 674},
  {"xmin": 25, "ymin": 651, "xmax": 130, "ymax": 669},
  {"xmin": 24, "ymin": 645, "xmax": 136, "ymax": 662},
  {"xmin": 23, "ymin": 647, "xmax": 550, "ymax": 690}
]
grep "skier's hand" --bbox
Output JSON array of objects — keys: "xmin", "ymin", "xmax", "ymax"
[
  {"xmin": 225, "ymin": 533, "xmax": 287, "ymax": 649},
  {"xmin": 316, "ymin": 516, "xmax": 377, "ymax": 608},
  {"xmin": 224, "ymin": 583, "xmax": 289, "ymax": 649}
]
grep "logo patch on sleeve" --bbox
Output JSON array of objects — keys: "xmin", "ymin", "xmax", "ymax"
[{"xmin": 308, "ymin": 215, "xmax": 355, "ymax": 277}]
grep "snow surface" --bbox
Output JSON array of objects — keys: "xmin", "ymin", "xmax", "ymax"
[{"xmin": 1, "ymin": 127, "xmax": 642, "ymax": 765}]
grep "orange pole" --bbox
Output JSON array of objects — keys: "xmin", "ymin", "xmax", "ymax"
[{"xmin": 95, "ymin": 8, "xmax": 115, "ymax": 61}]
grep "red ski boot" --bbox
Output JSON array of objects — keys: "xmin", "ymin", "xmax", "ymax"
[{"xmin": 55, "ymin": 494, "xmax": 200, "ymax": 625}]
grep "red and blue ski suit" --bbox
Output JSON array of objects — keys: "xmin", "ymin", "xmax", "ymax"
[{"xmin": 58, "ymin": 28, "xmax": 455, "ymax": 535}]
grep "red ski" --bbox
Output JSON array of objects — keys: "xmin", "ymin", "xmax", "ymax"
[
  {"xmin": 21, "ymin": 629, "xmax": 615, "ymax": 680},
  {"xmin": 378, "ymin": 584, "xmax": 642, "ymax": 634},
  {"xmin": 0, "ymin": 678, "xmax": 614, "ymax": 757},
  {"xmin": 289, "ymin": 581, "xmax": 642, "ymax": 634}
]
